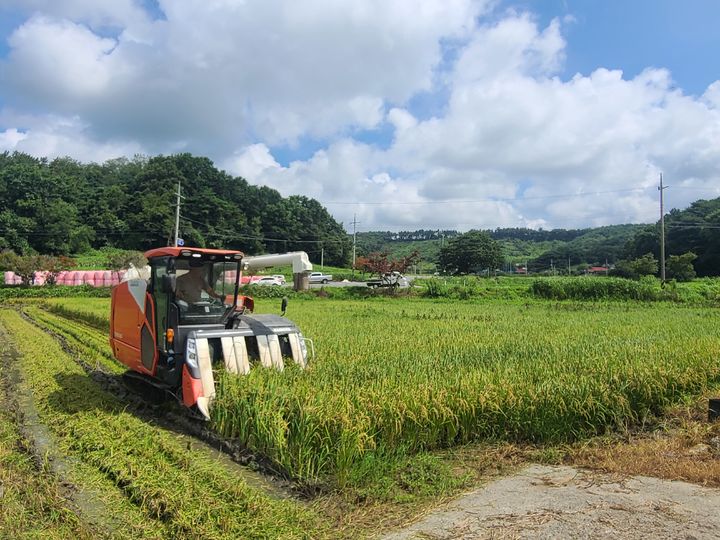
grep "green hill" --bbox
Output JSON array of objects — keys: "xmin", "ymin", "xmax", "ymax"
[
  {"xmin": 0, "ymin": 152, "xmax": 351, "ymax": 266},
  {"xmin": 355, "ymin": 224, "xmax": 647, "ymax": 273}
]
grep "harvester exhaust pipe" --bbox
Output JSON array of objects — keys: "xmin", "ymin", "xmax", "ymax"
[{"xmin": 242, "ymin": 252, "xmax": 312, "ymax": 291}]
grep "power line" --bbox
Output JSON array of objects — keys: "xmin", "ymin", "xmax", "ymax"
[
  {"xmin": 178, "ymin": 214, "xmax": 349, "ymax": 245},
  {"xmin": 667, "ymin": 224, "xmax": 720, "ymax": 229}
]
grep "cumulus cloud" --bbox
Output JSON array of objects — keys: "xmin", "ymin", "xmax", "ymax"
[
  {"xmin": 4, "ymin": 16, "xmax": 118, "ymax": 104},
  {"xmin": 0, "ymin": 111, "xmax": 145, "ymax": 163},
  {"xmin": 234, "ymin": 12, "xmax": 720, "ymax": 229},
  {"xmin": 0, "ymin": 0, "xmax": 150, "ymax": 29},
  {"xmin": 1, "ymin": 2, "xmax": 719, "ymax": 230},
  {"xmin": 0, "ymin": 0, "xmax": 484, "ymax": 153}
]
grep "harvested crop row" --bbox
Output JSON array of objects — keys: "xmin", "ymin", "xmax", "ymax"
[
  {"xmin": 0, "ymin": 309, "xmax": 326, "ymax": 539},
  {"xmin": 0, "ymin": 325, "xmax": 97, "ymax": 540},
  {"xmin": 27, "ymin": 306, "xmax": 123, "ymax": 374}
]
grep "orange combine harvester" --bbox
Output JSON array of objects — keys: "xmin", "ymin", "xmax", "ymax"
[{"xmin": 109, "ymin": 246, "xmax": 309, "ymax": 418}]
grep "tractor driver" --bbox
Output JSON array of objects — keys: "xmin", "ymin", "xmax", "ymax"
[{"xmin": 175, "ymin": 266, "xmax": 225, "ymax": 304}]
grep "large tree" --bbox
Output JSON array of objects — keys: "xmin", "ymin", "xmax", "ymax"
[{"xmin": 438, "ymin": 230, "xmax": 503, "ymax": 275}]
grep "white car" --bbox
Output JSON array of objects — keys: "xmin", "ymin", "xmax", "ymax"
[
  {"xmin": 255, "ymin": 276, "xmax": 283, "ymax": 286},
  {"xmin": 272, "ymin": 274, "xmax": 287, "ymax": 285}
]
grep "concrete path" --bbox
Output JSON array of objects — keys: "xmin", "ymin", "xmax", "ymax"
[{"xmin": 384, "ymin": 464, "xmax": 720, "ymax": 539}]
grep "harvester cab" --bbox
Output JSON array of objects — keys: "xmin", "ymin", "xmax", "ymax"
[{"xmin": 109, "ymin": 247, "xmax": 309, "ymax": 418}]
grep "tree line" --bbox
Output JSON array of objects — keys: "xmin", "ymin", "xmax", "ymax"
[
  {"xmin": 0, "ymin": 152, "xmax": 351, "ymax": 266},
  {"xmin": 356, "ymin": 200, "xmax": 720, "ymax": 278}
]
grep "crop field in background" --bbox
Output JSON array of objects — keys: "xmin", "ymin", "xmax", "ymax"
[{"xmin": 35, "ymin": 295, "xmax": 720, "ymax": 491}]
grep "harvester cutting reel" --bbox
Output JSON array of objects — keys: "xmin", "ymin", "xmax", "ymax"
[{"xmin": 185, "ymin": 315, "xmax": 315, "ymax": 419}]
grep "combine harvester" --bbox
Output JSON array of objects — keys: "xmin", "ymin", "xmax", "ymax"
[{"xmin": 109, "ymin": 246, "xmax": 312, "ymax": 419}]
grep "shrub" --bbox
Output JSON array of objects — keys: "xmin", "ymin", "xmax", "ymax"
[{"xmin": 530, "ymin": 276, "xmax": 660, "ymax": 301}]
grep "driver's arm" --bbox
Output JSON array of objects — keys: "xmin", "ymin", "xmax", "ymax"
[
  {"xmin": 202, "ymin": 282, "xmax": 224, "ymax": 301},
  {"xmin": 175, "ymin": 281, "xmax": 186, "ymax": 301}
]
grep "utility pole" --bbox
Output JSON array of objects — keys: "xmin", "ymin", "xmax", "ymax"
[
  {"xmin": 568, "ymin": 256, "xmax": 571, "ymax": 275},
  {"xmin": 173, "ymin": 181, "xmax": 185, "ymax": 247},
  {"xmin": 320, "ymin": 244, "xmax": 324, "ymax": 270},
  {"xmin": 350, "ymin": 213, "xmax": 360, "ymax": 277},
  {"xmin": 659, "ymin": 173, "xmax": 668, "ymax": 282}
]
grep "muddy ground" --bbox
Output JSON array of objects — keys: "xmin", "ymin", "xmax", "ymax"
[{"xmin": 384, "ymin": 464, "xmax": 720, "ymax": 539}]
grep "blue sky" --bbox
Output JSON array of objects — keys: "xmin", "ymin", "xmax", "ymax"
[
  {"xmin": 271, "ymin": 0, "xmax": 720, "ymax": 167},
  {"xmin": 0, "ymin": 0, "xmax": 718, "ymax": 231},
  {"xmin": 533, "ymin": 0, "xmax": 720, "ymax": 95}
]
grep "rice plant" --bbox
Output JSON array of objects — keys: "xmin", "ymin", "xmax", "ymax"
[{"xmin": 43, "ymin": 297, "xmax": 720, "ymax": 488}]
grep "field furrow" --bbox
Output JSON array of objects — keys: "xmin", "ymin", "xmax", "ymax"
[{"xmin": 0, "ymin": 308, "xmax": 327, "ymax": 539}]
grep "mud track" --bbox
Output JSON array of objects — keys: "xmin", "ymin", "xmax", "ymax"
[
  {"xmin": 19, "ymin": 307, "xmax": 305, "ymax": 500},
  {"xmin": 383, "ymin": 464, "xmax": 720, "ymax": 539},
  {"xmin": 0, "ymin": 322, "xmax": 123, "ymax": 534}
]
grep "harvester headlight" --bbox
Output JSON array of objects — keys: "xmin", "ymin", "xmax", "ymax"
[{"xmin": 186, "ymin": 338, "xmax": 198, "ymax": 370}]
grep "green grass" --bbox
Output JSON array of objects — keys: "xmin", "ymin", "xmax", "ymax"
[
  {"xmin": 70, "ymin": 247, "xmax": 137, "ymax": 270},
  {"xmin": 0, "ymin": 308, "xmax": 327, "ymax": 539},
  {"xmin": 530, "ymin": 276, "xmax": 720, "ymax": 303}
]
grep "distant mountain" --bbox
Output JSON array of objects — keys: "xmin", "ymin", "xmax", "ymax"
[{"xmin": 356, "ymin": 225, "xmax": 643, "ymax": 272}]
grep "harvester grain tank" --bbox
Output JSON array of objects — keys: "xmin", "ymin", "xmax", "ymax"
[{"xmin": 109, "ymin": 247, "xmax": 310, "ymax": 418}]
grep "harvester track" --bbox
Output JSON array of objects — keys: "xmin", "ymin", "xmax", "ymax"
[
  {"xmin": 0, "ymin": 321, "xmax": 126, "ymax": 536},
  {"xmin": 19, "ymin": 307, "xmax": 303, "ymax": 499}
]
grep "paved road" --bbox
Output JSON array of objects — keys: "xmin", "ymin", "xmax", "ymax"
[
  {"xmin": 383, "ymin": 465, "xmax": 720, "ymax": 539},
  {"xmin": 308, "ymin": 281, "xmax": 367, "ymax": 288}
]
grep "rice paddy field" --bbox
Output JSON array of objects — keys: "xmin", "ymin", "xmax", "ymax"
[{"xmin": 1, "ymin": 290, "xmax": 719, "ymax": 538}]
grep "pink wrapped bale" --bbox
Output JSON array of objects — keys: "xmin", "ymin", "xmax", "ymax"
[
  {"xmin": 3, "ymin": 271, "xmax": 21, "ymax": 285},
  {"xmin": 33, "ymin": 271, "xmax": 47, "ymax": 286},
  {"xmin": 56, "ymin": 271, "xmax": 70, "ymax": 285},
  {"xmin": 70, "ymin": 271, "xmax": 82, "ymax": 286}
]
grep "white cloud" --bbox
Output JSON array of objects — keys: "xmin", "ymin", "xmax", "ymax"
[
  {"xmin": 0, "ymin": 127, "xmax": 26, "ymax": 148},
  {"xmin": 0, "ymin": 2, "xmax": 719, "ymax": 230},
  {"xmin": 233, "ymin": 12, "xmax": 720, "ymax": 230},
  {"xmin": 0, "ymin": 0, "xmax": 150, "ymax": 29},
  {"xmin": 3, "ymin": 16, "xmax": 118, "ymax": 103},
  {"xmin": 222, "ymin": 143, "xmax": 281, "ymax": 181},
  {"xmin": 0, "ymin": 111, "xmax": 144, "ymax": 163},
  {"xmin": 0, "ymin": 0, "xmax": 485, "ymax": 152}
]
